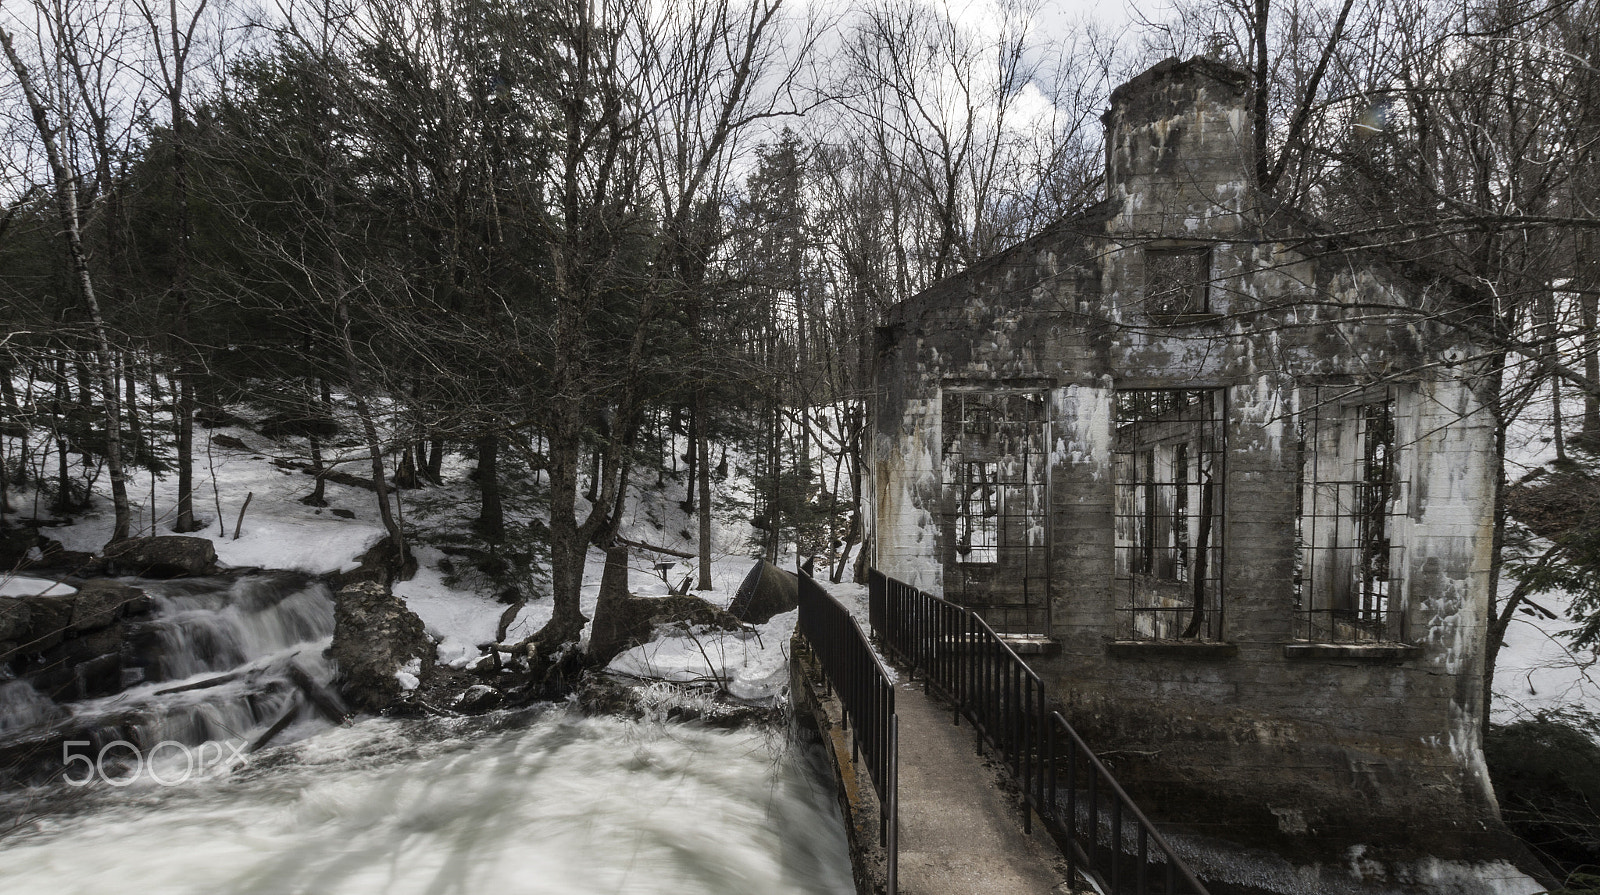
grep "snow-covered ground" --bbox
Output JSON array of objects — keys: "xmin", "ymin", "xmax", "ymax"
[
  {"xmin": 1492, "ymin": 576, "xmax": 1600, "ymax": 723},
  {"xmin": 1488, "ymin": 389, "xmax": 1600, "ymax": 722},
  {"xmin": 2, "ymin": 412, "xmax": 807, "ymax": 701},
  {"xmin": 37, "ymin": 430, "xmax": 389, "ymax": 576}
]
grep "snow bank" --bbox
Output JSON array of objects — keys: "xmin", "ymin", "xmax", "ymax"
[
  {"xmin": 607, "ymin": 609, "xmax": 796, "ymax": 701},
  {"xmin": 0, "ymin": 576, "xmax": 77, "ymax": 598}
]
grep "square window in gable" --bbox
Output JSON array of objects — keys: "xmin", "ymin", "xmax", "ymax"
[{"xmin": 1144, "ymin": 246, "xmax": 1212, "ymax": 320}]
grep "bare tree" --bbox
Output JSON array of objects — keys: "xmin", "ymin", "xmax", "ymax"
[
  {"xmin": 131, "ymin": 0, "xmax": 219, "ymax": 533},
  {"xmin": 1, "ymin": 11, "xmax": 137, "ymax": 544},
  {"xmin": 833, "ymin": 0, "xmax": 1105, "ymax": 293}
]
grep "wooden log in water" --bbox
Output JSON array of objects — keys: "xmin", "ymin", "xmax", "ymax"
[
  {"xmin": 288, "ymin": 660, "xmax": 348, "ymax": 723},
  {"xmin": 248, "ymin": 694, "xmax": 302, "ymax": 753}
]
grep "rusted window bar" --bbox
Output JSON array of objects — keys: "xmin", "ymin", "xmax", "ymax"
[{"xmin": 869, "ymin": 569, "xmax": 1211, "ymax": 895}]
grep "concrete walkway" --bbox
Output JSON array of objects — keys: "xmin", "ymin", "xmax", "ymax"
[{"xmin": 893, "ymin": 676, "xmax": 1077, "ymax": 895}]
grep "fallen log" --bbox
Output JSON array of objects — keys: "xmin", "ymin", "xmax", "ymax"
[
  {"xmin": 153, "ymin": 668, "xmax": 248, "ymax": 696},
  {"xmin": 248, "ymin": 695, "xmax": 302, "ymax": 753},
  {"xmin": 288, "ymin": 661, "xmax": 348, "ymax": 723},
  {"xmin": 613, "ymin": 536, "xmax": 695, "ymax": 560}
]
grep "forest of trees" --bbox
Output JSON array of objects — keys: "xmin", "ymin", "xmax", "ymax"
[{"xmin": 2, "ymin": 0, "xmax": 1598, "ymax": 674}]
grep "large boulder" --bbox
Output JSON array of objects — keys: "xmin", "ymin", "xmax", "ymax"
[
  {"xmin": 3, "ymin": 580, "xmax": 152, "ymax": 694},
  {"xmin": 0, "ymin": 597, "xmax": 29, "ymax": 643},
  {"xmin": 16, "ymin": 592, "xmax": 73, "ymax": 654},
  {"xmin": 588, "ymin": 546, "xmax": 745, "ymax": 665},
  {"xmin": 101, "ymin": 536, "xmax": 217, "ymax": 578},
  {"xmin": 326, "ymin": 580, "xmax": 434, "ymax": 713},
  {"xmin": 67, "ymin": 580, "xmax": 149, "ymax": 633},
  {"xmin": 727, "ymin": 560, "xmax": 799, "ymax": 624}
]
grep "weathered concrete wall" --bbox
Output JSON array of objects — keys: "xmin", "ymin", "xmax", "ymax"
[{"xmin": 868, "ymin": 56, "xmax": 1543, "ymax": 892}]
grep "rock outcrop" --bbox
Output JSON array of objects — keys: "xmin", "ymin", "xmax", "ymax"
[
  {"xmin": 101, "ymin": 536, "xmax": 218, "ymax": 578},
  {"xmin": 67, "ymin": 580, "xmax": 149, "ymax": 633},
  {"xmin": 325, "ymin": 580, "xmax": 434, "ymax": 713},
  {"xmin": 2, "ymin": 579, "xmax": 153, "ymax": 699},
  {"xmin": 727, "ymin": 560, "xmax": 799, "ymax": 624}
]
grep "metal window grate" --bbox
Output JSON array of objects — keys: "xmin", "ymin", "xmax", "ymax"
[
  {"xmin": 1294, "ymin": 385, "xmax": 1405, "ymax": 642},
  {"xmin": 1113, "ymin": 389, "xmax": 1225, "ymax": 640},
  {"xmin": 940, "ymin": 389, "xmax": 1051, "ymax": 636}
]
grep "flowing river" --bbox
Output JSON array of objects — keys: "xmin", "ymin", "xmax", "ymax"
[{"xmin": 0, "ymin": 575, "xmax": 854, "ymax": 895}]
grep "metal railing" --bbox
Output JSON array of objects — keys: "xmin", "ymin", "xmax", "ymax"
[
  {"xmin": 796, "ymin": 569, "xmax": 898, "ymax": 894},
  {"xmin": 871, "ymin": 569, "xmax": 1210, "ymax": 895}
]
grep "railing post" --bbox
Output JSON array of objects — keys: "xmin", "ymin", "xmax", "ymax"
[{"xmin": 888, "ymin": 714, "xmax": 899, "ymax": 895}]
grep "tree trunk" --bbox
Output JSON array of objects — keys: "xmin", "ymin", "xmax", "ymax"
[
  {"xmin": 1483, "ymin": 400, "xmax": 1512, "ymax": 727},
  {"xmin": 1583, "ymin": 280, "xmax": 1599, "ymax": 447},
  {"xmin": 173, "ymin": 374, "xmax": 201, "ymax": 531},
  {"xmin": 1251, "ymin": 0, "xmax": 1271, "ymax": 189},
  {"xmin": 395, "ymin": 444, "xmax": 419, "ymax": 489},
  {"xmin": 696, "ymin": 387, "xmax": 713, "ymax": 590},
  {"xmin": 1, "ymin": 373, "xmax": 24, "ymax": 496},
  {"xmin": 332, "ymin": 301, "xmax": 406, "ymax": 566},
  {"xmin": 681, "ymin": 404, "xmax": 697, "ymax": 514},
  {"xmin": 0, "ymin": 379, "xmax": 9, "ymax": 521},
  {"xmin": 123, "ymin": 367, "xmax": 143, "ymax": 457},
  {"xmin": 766, "ymin": 395, "xmax": 781, "ymax": 564},
  {"xmin": 2, "ymin": 26, "xmax": 132, "ymax": 544},
  {"xmin": 304, "ymin": 377, "xmax": 330, "ymax": 507},
  {"xmin": 476, "ymin": 432, "xmax": 504, "ymax": 542},
  {"xmin": 542, "ymin": 424, "xmax": 590, "ymax": 647},
  {"xmin": 426, "ymin": 435, "xmax": 444, "ymax": 483},
  {"xmin": 584, "ymin": 444, "xmax": 601, "ymax": 504}
]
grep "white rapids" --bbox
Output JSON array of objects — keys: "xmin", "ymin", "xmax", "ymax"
[
  {"xmin": 0, "ymin": 573, "xmax": 853, "ymax": 895},
  {"xmin": 0, "ymin": 711, "xmax": 854, "ymax": 895}
]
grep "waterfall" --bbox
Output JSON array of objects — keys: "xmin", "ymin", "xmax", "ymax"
[{"xmin": 0, "ymin": 573, "xmax": 339, "ymax": 774}]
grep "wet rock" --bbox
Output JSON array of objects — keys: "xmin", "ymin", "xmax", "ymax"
[
  {"xmin": 26, "ymin": 651, "xmax": 123, "ymax": 701},
  {"xmin": 0, "ymin": 597, "xmax": 30, "ymax": 642},
  {"xmin": 588, "ymin": 547, "xmax": 746, "ymax": 665},
  {"xmin": 326, "ymin": 581, "xmax": 434, "ymax": 714},
  {"xmin": 68, "ymin": 580, "xmax": 148, "ymax": 633},
  {"xmin": 333, "ymin": 535, "xmax": 417, "ymax": 589},
  {"xmin": 17, "ymin": 593, "xmax": 72, "ymax": 654},
  {"xmin": 454, "ymin": 684, "xmax": 501, "ymax": 712},
  {"xmin": 101, "ymin": 536, "xmax": 218, "ymax": 578}
]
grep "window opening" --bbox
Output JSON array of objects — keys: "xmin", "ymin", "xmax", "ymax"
[
  {"xmin": 941, "ymin": 389, "xmax": 1050, "ymax": 636},
  {"xmin": 1145, "ymin": 246, "xmax": 1212, "ymax": 319},
  {"xmin": 1294, "ymin": 385, "xmax": 1404, "ymax": 642},
  {"xmin": 957, "ymin": 461, "xmax": 999, "ymax": 563},
  {"xmin": 1113, "ymin": 388, "xmax": 1224, "ymax": 640}
]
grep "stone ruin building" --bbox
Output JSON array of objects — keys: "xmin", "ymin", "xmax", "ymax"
[{"xmin": 867, "ymin": 56, "xmax": 1547, "ymax": 894}]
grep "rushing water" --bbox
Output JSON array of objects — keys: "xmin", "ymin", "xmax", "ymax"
[
  {"xmin": 0, "ymin": 575, "xmax": 854, "ymax": 895},
  {"xmin": 0, "ymin": 573, "xmax": 339, "ymax": 763},
  {"xmin": 0, "ymin": 710, "xmax": 854, "ymax": 895}
]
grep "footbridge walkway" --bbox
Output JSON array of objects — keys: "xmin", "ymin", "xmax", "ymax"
[{"xmin": 795, "ymin": 568, "xmax": 1212, "ymax": 895}]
